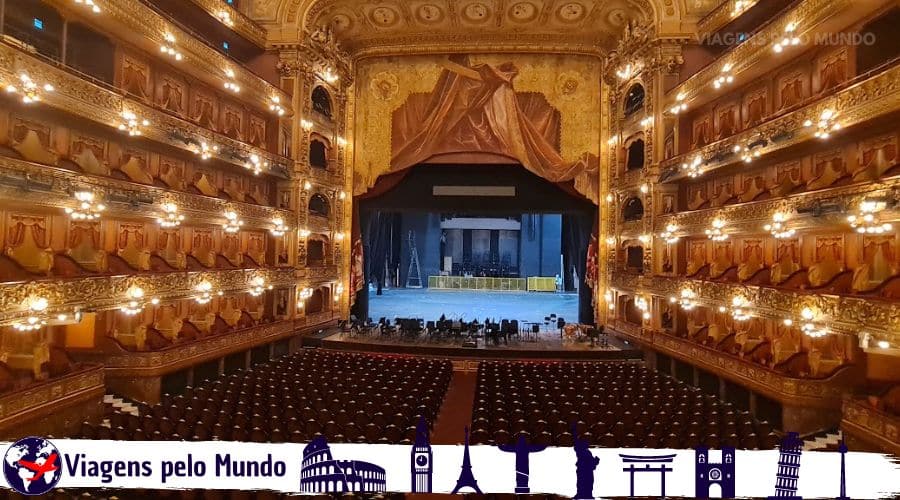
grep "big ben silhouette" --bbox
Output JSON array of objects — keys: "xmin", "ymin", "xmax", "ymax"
[{"xmin": 411, "ymin": 417, "xmax": 433, "ymax": 493}]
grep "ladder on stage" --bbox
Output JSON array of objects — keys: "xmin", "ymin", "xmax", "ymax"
[{"xmin": 406, "ymin": 230, "xmax": 423, "ymax": 288}]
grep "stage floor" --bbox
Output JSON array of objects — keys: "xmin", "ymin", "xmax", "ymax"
[
  {"xmin": 367, "ymin": 288, "xmax": 579, "ymax": 325},
  {"xmin": 320, "ymin": 330, "xmax": 642, "ymax": 360}
]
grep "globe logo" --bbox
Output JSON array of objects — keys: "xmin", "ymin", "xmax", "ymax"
[{"xmin": 3, "ymin": 437, "xmax": 62, "ymax": 495}]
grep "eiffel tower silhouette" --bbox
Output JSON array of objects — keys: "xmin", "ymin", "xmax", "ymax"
[{"xmin": 451, "ymin": 426, "xmax": 483, "ymax": 494}]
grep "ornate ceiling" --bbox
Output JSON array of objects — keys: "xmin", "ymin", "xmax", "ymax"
[{"xmin": 251, "ymin": 0, "xmax": 722, "ymax": 56}]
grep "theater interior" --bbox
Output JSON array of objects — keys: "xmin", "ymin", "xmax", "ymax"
[{"xmin": 0, "ymin": 0, "xmax": 899, "ymax": 497}]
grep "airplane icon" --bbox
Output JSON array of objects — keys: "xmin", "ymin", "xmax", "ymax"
[{"xmin": 18, "ymin": 453, "xmax": 58, "ymax": 483}]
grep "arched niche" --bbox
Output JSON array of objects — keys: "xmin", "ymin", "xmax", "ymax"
[
  {"xmin": 308, "ymin": 193, "xmax": 330, "ymax": 217},
  {"xmin": 625, "ymin": 136, "xmax": 646, "ymax": 171},
  {"xmin": 309, "ymin": 137, "xmax": 328, "ymax": 169},
  {"xmin": 622, "ymin": 197, "xmax": 645, "ymax": 222},
  {"xmin": 311, "ymin": 86, "xmax": 333, "ymax": 118},
  {"xmin": 623, "ymin": 83, "xmax": 645, "ymax": 117}
]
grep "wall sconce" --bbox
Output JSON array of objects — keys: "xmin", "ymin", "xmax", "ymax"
[
  {"xmin": 334, "ymin": 283, "xmax": 344, "ymax": 302},
  {"xmin": 635, "ymin": 295, "xmax": 650, "ymax": 321},
  {"xmin": 706, "ymin": 218, "xmax": 729, "ymax": 241},
  {"xmin": 877, "ymin": 339, "xmax": 891, "ymax": 349},
  {"xmin": 640, "ymin": 183, "xmax": 650, "ymax": 194},
  {"xmin": 731, "ymin": 0, "xmax": 755, "ymax": 17},
  {"xmin": 605, "ymin": 236, "xmax": 617, "ymax": 247},
  {"xmin": 847, "ymin": 200, "xmax": 894, "ymax": 234},
  {"xmin": 616, "ymin": 63, "xmax": 636, "ymax": 80},
  {"xmin": 303, "ymin": 180, "xmax": 312, "ymax": 190},
  {"xmin": 322, "ymin": 67, "xmax": 339, "ymax": 84},
  {"xmin": 121, "ymin": 287, "xmax": 159, "ymax": 316},
  {"xmin": 730, "ymin": 296, "xmax": 752, "ymax": 321},
  {"xmin": 246, "ymin": 153, "xmax": 267, "ymax": 175},
  {"xmin": 299, "ymin": 228, "xmax": 311, "ymax": 238},
  {"xmin": 339, "ymin": 191, "xmax": 347, "ymax": 200},
  {"xmin": 65, "ymin": 191, "xmax": 105, "ymax": 220},
  {"xmin": 669, "ymin": 93, "xmax": 688, "ymax": 115},
  {"xmin": 5, "ymin": 73, "xmax": 54, "ymax": 104},
  {"xmin": 248, "ymin": 277, "xmax": 273, "ymax": 297},
  {"xmin": 223, "ymin": 69, "xmax": 240, "ymax": 93},
  {"xmin": 160, "ymin": 33, "xmax": 183, "ymax": 61},
  {"xmin": 804, "ymin": 109, "xmax": 840, "ymax": 139},
  {"xmin": 158, "ymin": 203, "xmax": 184, "ymax": 228},
  {"xmin": 195, "ymin": 281, "xmax": 222, "ymax": 305},
  {"xmin": 661, "ymin": 224, "xmax": 680, "ymax": 244},
  {"xmin": 336, "ymin": 136, "xmax": 348, "ymax": 147},
  {"xmin": 640, "ymin": 117, "xmax": 653, "ymax": 129},
  {"xmin": 797, "ymin": 307, "xmax": 829, "ymax": 338},
  {"xmin": 713, "ymin": 63, "xmax": 734, "ymax": 89},
  {"xmin": 271, "ymin": 218, "xmax": 288, "ymax": 237},
  {"xmin": 12, "ymin": 296, "xmax": 50, "ymax": 332},
  {"xmin": 607, "ymin": 134, "xmax": 619, "ymax": 147},
  {"xmin": 764, "ymin": 212, "xmax": 795, "ymax": 238},
  {"xmin": 670, "ymin": 288, "xmax": 696, "ymax": 310},
  {"xmin": 605, "ymin": 193, "xmax": 615, "ymax": 203},
  {"xmin": 297, "ymin": 287, "xmax": 313, "ymax": 308},
  {"xmin": 639, "ymin": 234, "xmax": 652, "ymax": 245},
  {"xmin": 733, "ymin": 143, "xmax": 762, "ymax": 163},
  {"xmin": 603, "ymin": 290, "xmax": 615, "ymax": 311},
  {"xmin": 683, "ymin": 156, "xmax": 703, "ymax": 178},
  {"xmin": 196, "ymin": 141, "xmax": 218, "ymax": 160},
  {"xmin": 301, "ymin": 119, "xmax": 313, "ymax": 131},
  {"xmin": 217, "ymin": 10, "xmax": 234, "ymax": 26},
  {"xmin": 269, "ymin": 96, "xmax": 286, "ymax": 116},
  {"xmin": 334, "ymin": 232, "xmax": 346, "ymax": 242},
  {"xmin": 223, "ymin": 210, "xmax": 244, "ymax": 233},
  {"xmin": 118, "ymin": 110, "xmax": 149, "ymax": 136},
  {"xmin": 74, "ymin": 0, "xmax": 101, "ymax": 13},
  {"xmin": 773, "ymin": 23, "xmax": 801, "ymax": 53}
]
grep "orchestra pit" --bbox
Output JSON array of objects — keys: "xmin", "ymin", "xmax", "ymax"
[{"xmin": 1, "ymin": 0, "xmax": 900, "ymax": 498}]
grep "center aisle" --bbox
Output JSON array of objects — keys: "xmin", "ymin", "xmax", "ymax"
[{"xmin": 431, "ymin": 368, "xmax": 478, "ymax": 445}]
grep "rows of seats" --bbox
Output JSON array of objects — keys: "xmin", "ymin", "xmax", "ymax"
[
  {"xmin": 79, "ymin": 349, "xmax": 452, "ymax": 444},
  {"xmin": 470, "ymin": 360, "xmax": 779, "ymax": 449}
]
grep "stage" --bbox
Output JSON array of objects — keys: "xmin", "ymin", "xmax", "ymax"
[{"xmin": 366, "ymin": 288, "xmax": 579, "ymax": 326}]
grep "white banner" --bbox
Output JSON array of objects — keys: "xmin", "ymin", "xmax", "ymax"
[{"xmin": 2, "ymin": 439, "xmax": 898, "ymax": 498}]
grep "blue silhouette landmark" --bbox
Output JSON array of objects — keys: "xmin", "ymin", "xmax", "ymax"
[
  {"xmin": 619, "ymin": 453, "xmax": 676, "ymax": 498},
  {"xmin": 451, "ymin": 426, "xmax": 483, "ymax": 494},
  {"xmin": 300, "ymin": 436, "xmax": 386, "ymax": 493},
  {"xmin": 768, "ymin": 432, "xmax": 803, "ymax": 499},
  {"xmin": 410, "ymin": 417, "xmax": 433, "ymax": 493},
  {"xmin": 695, "ymin": 447, "xmax": 736, "ymax": 498},
  {"xmin": 498, "ymin": 433, "xmax": 547, "ymax": 493},
  {"xmin": 573, "ymin": 426, "xmax": 600, "ymax": 499},
  {"xmin": 837, "ymin": 439, "xmax": 849, "ymax": 500}
]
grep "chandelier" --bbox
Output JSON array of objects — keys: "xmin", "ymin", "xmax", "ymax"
[
  {"xmin": 322, "ymin": 67, "xmax": 339, "ymax": 84},
  {"xmin": 5, "ymin": 73, "xmax": 54, "ymax": 104},
  {"xmin": 196, "ymin": 141, "xmax": 218, "ymax": 160},
  {"xmin": 65, "ymin": 191, "xmax": 105, "ymax": 220},
  {"xmin": 223, "ymin": 69, "xmax": 241, "ymax": 93},
  {"xmin": 158, "ymin": 203, "xmax": 184, "ymax": 228},
  {"xmin": 334, "ymin": 283, "xmax": 344, "ymax": 302},
  {"xmin": 297, "ymin": 287, "xmax": 313, "ymax": 309},
  {"xmin": 789, "ymin": 307, "xmax": 829, "ymax": 338},
  {"xmin": 764, "ymin": 212, "xmax": 796, "ymax": 239},
  {"xmin": 847, "ymin": 200, "xmax": 894, "ymax": 234},
  {"xmin": 635, "ymin": 295, "xmax": 650, "ymax": 320},
  {"xmin": 118, "ymin": 110, "xmax": 149, "ymax": 136},
  {"xmin": 299, "ymin": 228, "xmax": 311, "ymax": 238},
  {"xmin": 705, "ymin": 218, "xmax": 729, "ymax": 241},
  {"xmin": 731, "ymin": 0, "xmax": 755, "ymax": 18},
  {"xmin": 603, "ymin": 290, "xmax": 615, "ymax": 310},
  {"xmin": 271, "ymin": 218, "xmax": 288, "ymax": 237},
  {"xmin": 245, "ymin": 153, "xmax": 267, "ymax": 175},
  {"xmin": 12, "ymin": 297, "xmax": 50, "ymax": 332},
  {"xmin": 223, "ymin": 210, "xmax": 244, "ymax": 233},
  {"xmin": 660, "ymin": 224, "xmax": 680, "ymax": 244},
  {"xmin": 669, "ymin": 93, "xmax": 688, "ymax": 115},
  {"xmin": 248, "ymin": 277, "xmax": 273, "ymax": 297}
]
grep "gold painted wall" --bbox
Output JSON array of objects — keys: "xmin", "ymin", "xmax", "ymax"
[{"xmin": 352, "ymin": 53, "xmax": 603, "ymax": 202}]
